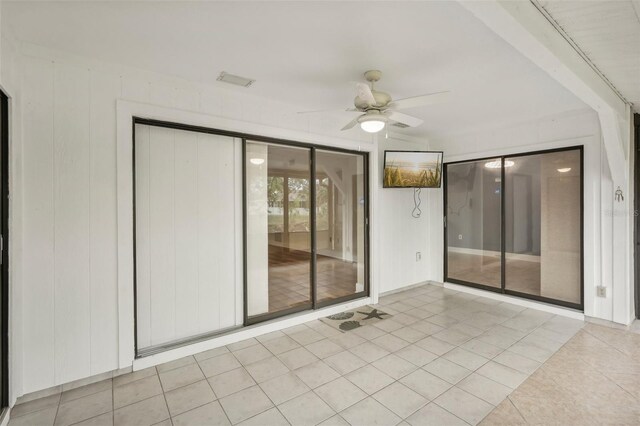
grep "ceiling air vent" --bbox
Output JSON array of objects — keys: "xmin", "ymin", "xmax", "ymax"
[
  {"xmin": 217, "ymin": 71, "xmax": 255, "ymax": 88},
  {"xmin": 391, "ymin": 122, "xmax": 410, "ymax": 128}
]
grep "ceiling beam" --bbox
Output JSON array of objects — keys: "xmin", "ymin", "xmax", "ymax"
[{"xmin": 459, "ymin": 0, "xmax": 630, "ymax": 184}]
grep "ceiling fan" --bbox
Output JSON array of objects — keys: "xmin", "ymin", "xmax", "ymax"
[{"xmin": 299, "ymin": 70, "xmax": 450, "ymax": 134}]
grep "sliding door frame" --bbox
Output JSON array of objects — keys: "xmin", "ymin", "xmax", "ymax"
[
  {"xmin": 243, "ymin": 140, "xmax": 370, "ymax": 325},
  {"xmin": 443, "ymin": 145, "xmax": 584, "ymax": 311},
  {"xmin": 132, "ymin": 117, "xmax": 370, "ymax": 354}
]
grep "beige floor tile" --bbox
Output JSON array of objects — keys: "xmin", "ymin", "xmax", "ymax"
[
  {"xmin": 415, "ymin": 337, "xmax": 455, "ymax": 356},
  {"xmin": 199, "ymin": 353, "xmax": 242, "ymax": 378},
  {"xmin": 442, "ymin": 347, "xmax": 489, "ymax": 371},
  {"xmin": 278, "ymin": 391, "xmax": 335, "ymax": 425},
  {"xmin": 8, "ymin": 406, "xmax": 57, "ymax": 426},
  {"xmin": 60, "ymin": 380, "xmax": 112, "ymax": 404},
  {"xmin": 165, "ymin": 379, "xmax": 216, "ymax": 416},
  {"xmin": 218, "ymin": 385, "xmax": 273, "ymax": 424},
  {"xmin": 194, "ymin": 346, "xmax": 229, "ymax": 362},
  {"xmin": 409, "ymin": 320, "xmax": 444, "ymax": 336},
  {"xmin": 318, "ymin": 414, "xmax": 350, "ymax": 426},
  {"xmin": 278, "ymin": 347, "xmax": 319, "ymax": 370},
  {"xmin": 432, "ymin": 329, "xmax": 472, "ymax": 346},
  {"xmin": 208, "ymin": 368, "xmax": 255, "ymax": 398},
  {"xmin": 493, "ymin": 350, "xmax": 541, "ymax": 375},
  {"xmin": 55, "ymin": 389, "xmax": 112, "ymax": 426},
  {"xmin": 11, "ymin": 393, "xmax": 61, "ymax": 418},
  {"xmin": 372, "ymin": 354, "xmax": 417, "ymax": 380},
  {"xmin": 262, "ymin": 335, "xmax": 300, "ymax": 355},
  {"xmin": 349, "ymin": 342, "xmax": 390, "ymax": 363},
  {"xmin": 113, "ymin": 374, "xmax": 163, "ymax": 409},
  {"xmin": 423, "ymin": 358, "xmax": 471, "ymax": 385},
  {"xmin": 113, "ymin": 394, "xmax": 168, "ymax": 426},
  {"xmin": 259, "ymin": 372, "xmax": 310, "ymax": 405},
  {"xmin": 112, "ymin": 367, "xmax": 156, "ymax": 387},
  {"xmin": 479, "ymin": 398, "xmax": 527, "ymax": 426},
  {"xmin": 72, "ymin": 411, "xmax": 113, "ymax": 426},
  {"xmin": 395, "ymin": 345, "xmax": 438, "ymax": 367},
  {"xmin": 346, "ymin": 365, "xmax": 395, "ymax": 395},
  {"xmin": 232, "ymin": 344, "xmax": 273, "ymax": 366},
  {"xmin": 405, "ymin": 402, "xmax": 467, "ymax": 426},
  {"xmin": 372, "ymin": 334, "xmax": 410, "ymax": 352},
  {"xmin": 392, "ymin": 327, "xmax": 427, "ymax": 344},
  {"xmin": 399, "ymin": 369, "xmax": 452, "ymax": 401},
  {"xmin": 330, "ymin": 333, "xmax": 368, "ymax": 349},
  {"xmin": 457, "ymin": 373, "xmax": 512, "ymax": 406},
  {"xmin": 476, "ymin": 362, "xmax": 528, "ymax": 389},
  {"xmin": 237, "ymin": 407, "xmax": 289, "ymax": 426},
  {"xmin": 156, "ymin": 355, "xmax": 196, "ymax": 373},
  {"xmin": 460, "ymin": 339, "xmax": 503, "ymax": 359},
  {"xmin": 289, "ymin": 328, "xmax": 325, "ymax": 346},
  {"xmin": 373, "ymin": 382, "xmax": 428, "ymax": 419},
  {"xmin": 172, "ymin": 401, "xmax": 230, "ymax": 426},
  {"xmin": 305, "ymin": 339, "xmax": 344, "ymax": 359},
  {"xmin": 324, "ymin": 351, "xmax": 367, "ymax": 375},
  {"xmin": 434, "ymin": 387, "xmax": 494, "ymax": 425},
  {"xmin": 352, "ymin": 325, "xmax": 387, "ymax": 340},
  {"xmin": 158, "ymin": 363, "xmax": 205, "ymax": 392},
  {"xmin": 315, "ymin": 377, "xmax": 367, "ymax": 412},
  {"xmin": 244, "ymin": 356, "xmax": 289, "ymax": 383},
  {"xmin": 340, "ymin": 397, "xmax": 401, "ymax": 426},
  {"xmin": 227, "ymin": 338, "xmax": 259, "ymax": 352},
  {"xmin": 372, "ymin": 319, "xmax": 405, "ymax": 333},
  {"xmin": 295, "ymin": 360, "xmax": 340, "ymax": 389}
]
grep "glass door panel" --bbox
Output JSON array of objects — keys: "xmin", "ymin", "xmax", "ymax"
[
  {"xmin": 315, "ymin": 150, "xmax": 366, "ymax": 304},
  {"xmin": 246, "ymin": 142, "xmax": 312, "ymax": 319},
  {"xmin": 504, "ymin": 150, "xmax": 581, "ymax": 304},
  {"xmin": 446, "ymin": 159, "xmax": 502, "ymax": 288}
]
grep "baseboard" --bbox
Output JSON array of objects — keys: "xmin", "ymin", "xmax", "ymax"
[{"xmin": 380, "ymin": 281, "xmax": 431, "ymax": 297}]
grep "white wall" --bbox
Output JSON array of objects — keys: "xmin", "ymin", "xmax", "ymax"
[
  {"xmin": 426, "ymin": 109, "xmax": 611, "ymax": 321},
  {"xmin": 377, "ymin": 137, "xmax": 431, "ymax": 293},
  {"xmin": 8, "ymin": 41, "xmax": 386, "ymax": 398}
]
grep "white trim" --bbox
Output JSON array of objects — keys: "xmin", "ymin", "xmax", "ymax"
[
  {"xmin": 444, "ymin": 282, "xmax": 584, "ymax": 321},
  {"xmin": 133, "ymin": 296, "xmax": 372, "ymax": 370},
  {"xmin": 117, "ymin": 100, "xmax": 378, "ymax": 370}
]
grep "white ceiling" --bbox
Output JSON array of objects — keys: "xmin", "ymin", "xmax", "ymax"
[
  {"xmin": 3, "ymin": 1, "xmax": 589, "ymax": 139},
  {"xmin": 538, "ymin": 0, "xmax": 640, "ymax": 113}
]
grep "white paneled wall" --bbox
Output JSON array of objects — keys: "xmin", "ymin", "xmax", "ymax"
[
  {"xmin": 16, "ymin": 43, "xmax": 376, "ymax": 396},
  {"xmin": 135, "ymin": 125, "xmax": 240, "ymax": 349}
]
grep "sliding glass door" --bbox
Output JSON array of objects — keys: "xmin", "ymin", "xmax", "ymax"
[
  {"xmin": 444, "ymin": 147, "xmax": 583, "ymax": 310},
  {"xmin": 245, "ymin": 142, "xmax": 368, "ymax": 324}
]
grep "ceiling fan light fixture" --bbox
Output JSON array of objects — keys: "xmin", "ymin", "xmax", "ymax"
[{"xmin": 358, "ymin": 114, "xmax": 386, "ymax": 133}]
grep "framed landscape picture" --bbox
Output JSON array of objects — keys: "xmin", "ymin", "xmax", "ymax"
[{"xmin": 383, "ymin": 150, "xmax": 444, "ymax": 188}]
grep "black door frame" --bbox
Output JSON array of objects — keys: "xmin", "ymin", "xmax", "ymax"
[
  {"xmin": 243, "ymin": 139, "xmax": 370, "ymax": 326},
  {"xmin": 131, "ymin": 117, "xmax": 370, "ymax": 356},
  {"xmin": 634, "ymin": 113, "xmax": 640, "ymax": 319},
  {"xmin": 443, "ymin": 145, "xmax": 584, "ymax": 311},
  {"xmin": 0, "ymin": 91, "xmax": 9, "ymax": 409}
]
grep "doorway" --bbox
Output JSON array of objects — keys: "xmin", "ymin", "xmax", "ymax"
[
  {"xmin": 244, "ymin": 141, "xmax": 369, "ymax": 325},
  {"xmin": 444, "ymin": 146, "xmax": 583, "ymax": 310}
]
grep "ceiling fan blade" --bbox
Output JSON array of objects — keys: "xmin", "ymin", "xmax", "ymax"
[
  {"xmin": 388, "ymin": 91, "xmax": 450, "ymax": 110},
  {"xmin": 355, "ymin": 82, "xmax": 376, "ymax": 106},
  {"xmin": 297, "ymin": 107, "xmax": 360, "ymax": 115},
  {"xmin": 384, "ymin": 111, "xmax": 423, "ymax": 128},
  {"xmin": 341, "ymin": 115, "xmax": 362, "ymax": 131}
]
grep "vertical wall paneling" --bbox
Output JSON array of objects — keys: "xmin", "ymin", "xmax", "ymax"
[
  {"xmin": 173, "ymin": 130, "xmax": 199, "ymax": 338},
  {"xmin": 148, "ymin": 126, "xmax": 176, "ymax": 346},
  {"xmin": 53, "ymin": 62, "xmax": 91, "ymax": 384},
  {"xmin": 135, "ymin": 126, "xmax": 238, "ymax": 350},
  {"xmin": 134, "ymin": 125, "xmax": 151, "ymax": 349},
  {"xmin": 89, "ymin": 70, "xmax": 121, "ymax": 375},
  {"xmin": 21, "ymin": 56, "xmax": 56, "ymax": 392}
]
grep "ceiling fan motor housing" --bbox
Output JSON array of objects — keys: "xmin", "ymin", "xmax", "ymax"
[{"xmin": 354, "ymin": 90, "xmax": 392, "ymax": 110}]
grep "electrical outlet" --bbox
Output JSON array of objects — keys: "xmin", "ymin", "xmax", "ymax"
[
  {"xmin": 596, "ymin": 286, "xmax": 607, "ymax": 298},
  {"xmin": 416, "ymin": 252, "xmax": 422, "ymax": 261},
  {"xmin": 458, "ymin": 234, "xmax": 463, "ymax": 240}
]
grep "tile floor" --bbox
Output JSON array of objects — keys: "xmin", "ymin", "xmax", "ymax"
[{"xmin": 10, "ymin": 283, "xmax": 594, "ymax": 425}]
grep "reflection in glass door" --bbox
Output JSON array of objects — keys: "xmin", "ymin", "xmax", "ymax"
[
  {"xmin": 444, "ymin": 147, "xmax": 583, "ymax": 309},
  {"xmin": 246, "ymin": 142, "xmax": 312, "ymax": 321},
  {"xmin": 245, "ymin": 142, "xmax": 369, "ymax": 324},
  {"xmin": 315, "ymin": 150, "xmax": 366, "ymax": 306},
  {"xmin": 445, "ymin": 158, "xmax": 502, "ymax": 289}
]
